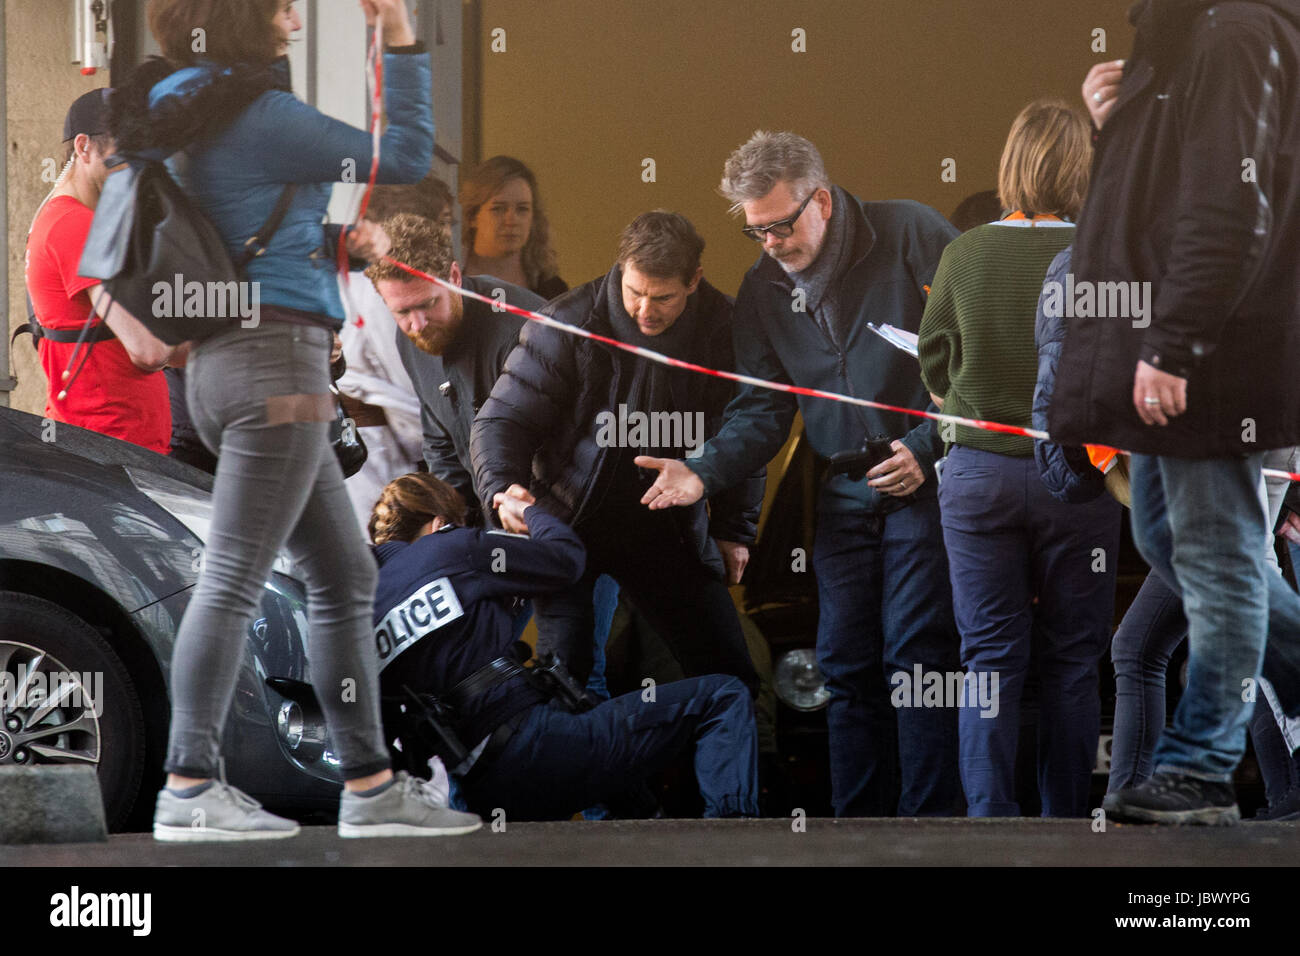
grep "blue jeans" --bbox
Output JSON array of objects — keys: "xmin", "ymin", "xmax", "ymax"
[
  {"xmin": 940, "ymin": 446, "xmax": 1121, "ymax": 816},
  {"xmin": 460, "ymin": 675, "xmax": 758, "ymax": 820},
  {"xmin": 1128, "ymin": 453, "xmax": 1276, "ymax": 781},
  {"xmin": 1110, "ymin": 447, "xmax": 1300, "ymax": 792},
  {"xmin": 813, "ymin": 498, "xmax": 960, "ymax": 816},
  {"xmin": 586, "ymin": 574, "xmax": 619, "ymax": 701}
]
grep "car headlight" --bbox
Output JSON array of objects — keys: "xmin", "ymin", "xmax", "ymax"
[
  {"xmin": 277, "ymin": 700, "xmax": 304, "ymax": 749},
  {"xmin": 773, "ymin": 648, "xmax": 831, "ymax": 712}
]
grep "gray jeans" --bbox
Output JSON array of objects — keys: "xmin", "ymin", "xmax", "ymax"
[{"xmin": 165, "ymin": 320, "xmax": 389, "ymax": 780}]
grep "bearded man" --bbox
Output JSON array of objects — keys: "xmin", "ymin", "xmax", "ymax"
[{"xmin": 368, "ymin": 213, "xmax": 545, "ymax": 525}]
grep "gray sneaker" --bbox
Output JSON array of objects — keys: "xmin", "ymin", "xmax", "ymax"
[
  {"xmin": 154, "ymin": 780, "xmax": 301, "ymax": 842},
  {"xmin": 338, "ymin": 771, "xmax": 483, "ymax": 838}
]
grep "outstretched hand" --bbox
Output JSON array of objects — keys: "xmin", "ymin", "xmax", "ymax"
[{"xmin": 636, "ymin": 456, "xmax": 706, "ymax": 510}]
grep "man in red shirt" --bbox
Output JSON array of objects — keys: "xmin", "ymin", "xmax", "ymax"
[{"xmin": 24, "ymin": 89, "xmax": 185, "ymax": 455}]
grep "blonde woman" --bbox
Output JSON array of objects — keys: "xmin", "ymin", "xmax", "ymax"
[
  {"xmin": 459, "ymin": 156, "xmax": 567, "ymax": 299},
  {"xmin": 918, "ymin": 100, "xmax": 1122, "ymax": 817}
]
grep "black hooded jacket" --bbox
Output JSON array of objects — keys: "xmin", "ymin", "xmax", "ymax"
[
  {"xmin": 469, "ymin": 265, "xmax": 765, "ymax": 574},
  {"xmin": 1049, "ymin": 0, "xmax": 1300, "ymax": 457}
]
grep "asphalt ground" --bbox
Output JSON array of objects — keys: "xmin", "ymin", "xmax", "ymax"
[{"xmin": 3, "ymin": 817, "xmax": 1297, "ymax": 867}]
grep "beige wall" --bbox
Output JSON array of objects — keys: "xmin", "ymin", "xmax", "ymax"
[
  {"xmin": 5, "ymin": 0, "xmax": 108, "ymax": 415},
  {"xmin": 477, "ymin": 0, "xmax": 1131, "ymax": 292}
]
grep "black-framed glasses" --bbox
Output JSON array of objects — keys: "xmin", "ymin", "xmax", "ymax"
[{"xmin": 741, "ymin": 192, "xmax": 815, "ymax": 241}]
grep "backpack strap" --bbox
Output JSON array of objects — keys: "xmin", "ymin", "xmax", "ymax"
[
  {"xmin": 234, "ymin": 184, "xmax": 299, "ymax": 271},
  {"xmin": 31, "ymin": 324, "xmax": 118, "ymax": 345},
  {"xmin": 14, "ymin": 289, "xmax": 117, "ymax": 350},
  {"xmin": 11, "ymin": 291, "xmax": 42, "ymax": 349}
]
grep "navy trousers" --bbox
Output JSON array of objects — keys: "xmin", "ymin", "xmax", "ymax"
[
  {"xmin": 813, "ymin": 496, "xmax": 961, "ymax": 816},
  {"xmin": 459, "ymin": 674, "xmax": 758, "ymax": 821},
  {"xmin": 940, "ymin": 445, "xmax": 1121, "ymax": 816}
]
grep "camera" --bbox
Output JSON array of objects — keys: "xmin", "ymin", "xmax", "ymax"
[{"xmin": 825, "ymin": 434, "xmax": 896, "ymax": 482}]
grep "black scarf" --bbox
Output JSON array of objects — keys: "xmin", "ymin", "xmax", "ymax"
[
  {"xmin": 603, "ymin": 266, "xmax": 702, "ymax": 452},
  {"xmin": 791, "ymin": 185, "xmax": 856, "ymax": 348}
]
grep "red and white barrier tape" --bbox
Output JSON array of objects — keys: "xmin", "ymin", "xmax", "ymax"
[
  {"xmin": 337, "ymin": 17, "xmax": 384, "ymax": 303},
  {"xmin": 379, "ymin": 256, "xmax": 1300, "ymax": 484}
]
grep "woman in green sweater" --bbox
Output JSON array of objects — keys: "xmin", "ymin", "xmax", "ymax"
[{"xmin": 918, "ymin": 100, "xmax": 1122, "ymax": 817}]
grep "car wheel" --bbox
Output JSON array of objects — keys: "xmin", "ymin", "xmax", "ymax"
[{"xmin": 0, "ymin": 591, "xmax": 147, "ymax": 831}]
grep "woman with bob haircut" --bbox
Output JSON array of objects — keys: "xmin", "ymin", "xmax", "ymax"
[
  {"xmin": 917, "ymin": 99, "xmax": 1123, "ymax": 817},
  {"xmin": 459, "ymin": 155, "xmax": 568, "ymax": 300},
  {"xmin": 127, "ymin": 0, "xmax": 480, "ymax": 841}
]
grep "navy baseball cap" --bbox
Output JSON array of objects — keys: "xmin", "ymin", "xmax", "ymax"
[{"xmin": 63, "ymin": 88, "xmax": 113, "ymax": 141}]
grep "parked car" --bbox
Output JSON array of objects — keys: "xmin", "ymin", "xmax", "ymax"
[{"xmin": 0, "ymin": 407, "xmax": 340, "ymax": 831}]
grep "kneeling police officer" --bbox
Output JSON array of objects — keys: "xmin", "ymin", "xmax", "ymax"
[{"xmin": 367, "ymin": 472, "xmax": 759, "ymax": 821}]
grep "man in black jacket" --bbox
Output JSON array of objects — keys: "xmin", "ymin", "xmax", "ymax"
[
  {"xmin": 470, "ymin": 211, "xmax": 762, "ymax": 692},
  {"xmin": 636, "ymin": 131, "xmax": 961, "ymax": 817},
  {"xmin": 366, "ymin": 213, "xmax": 544, "ymax": 524},
  {"xmin": 1052, "ymin": 0, "xmax": 1300, "ymax": 824}
]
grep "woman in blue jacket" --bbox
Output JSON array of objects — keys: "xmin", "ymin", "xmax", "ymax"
[{"xmin": 123, "ymin": 0, "xmax": 478, "ymax": 841}]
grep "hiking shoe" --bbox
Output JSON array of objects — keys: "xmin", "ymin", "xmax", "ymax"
[
  {"xmin": 338, "ymin": 771, "xmax": 482, "ymax": 838},
  {"xmin": 1102, "ymin": 771, "xmax": 1240, "ymax": 826},
  {"xmin": 154, "ymin": 780, "xmax": 301, "ymax": 842}
]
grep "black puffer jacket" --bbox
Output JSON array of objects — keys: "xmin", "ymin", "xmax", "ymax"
[
  {"xmin": 1049, "ymin": 0, "xmax": 1300, "ymax": 457},
  {"xmin": 469, "ymin": 265, "xmax": 765, "ymax": 568},
  {"xmin": 1032, "ymin": 247, "xmax": 1108, "ymax": 503}
]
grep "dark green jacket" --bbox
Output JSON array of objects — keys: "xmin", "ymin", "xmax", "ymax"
[{"xmin": 688, "ymin": 190, "xmax": 958, "ymax": 514}]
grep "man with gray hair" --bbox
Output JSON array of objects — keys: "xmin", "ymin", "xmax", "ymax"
[{"xmin": 637, "ymin": 131, "xmax": 961, "ymax": 816}]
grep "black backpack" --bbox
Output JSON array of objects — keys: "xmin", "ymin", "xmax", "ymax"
[{"xmin": 76, "ymin": 157, "xmax": 296, "ymax": 346}]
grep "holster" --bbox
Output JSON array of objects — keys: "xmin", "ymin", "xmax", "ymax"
[{"xmin": 391, "ymin": 644, "xmax": 594, "ymax": 774}]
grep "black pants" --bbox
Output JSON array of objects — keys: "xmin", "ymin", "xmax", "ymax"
[{"xmin": 532, "ymin": 501, "xmax": 759, "ymax": 695}]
